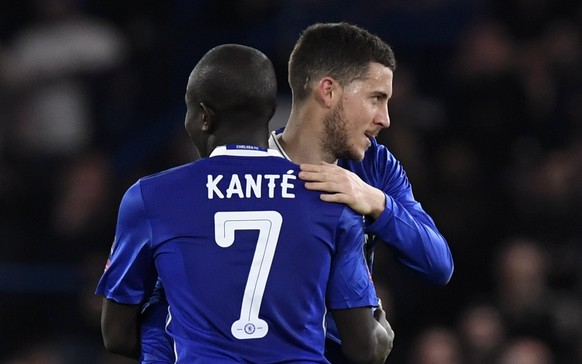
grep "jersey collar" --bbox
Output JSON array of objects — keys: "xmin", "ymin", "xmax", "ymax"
[
  {"xmin": 268, "ymin": 130, "xmax": 292, "ymax": 161},
  {"xmin": 210, "ymin": 144, "xmax": 285, "ymax": 158}
]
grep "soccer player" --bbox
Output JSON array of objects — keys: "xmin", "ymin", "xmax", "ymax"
[
  {"xmin": 96, "ymin": 44, "xmax": 393, "ymax": 363},
  {"xmin": 268, "ymin": 22, "xmax": 454, "ymax": 362}
]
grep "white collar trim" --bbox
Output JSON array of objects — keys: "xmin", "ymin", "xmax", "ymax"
[
  {"xmin": 268, "ymin": 130, "xmax": 292, "ymax": 161},
  {"xmin": 210, "ymin": 145, "xmax": 284, "ymax": 158}
]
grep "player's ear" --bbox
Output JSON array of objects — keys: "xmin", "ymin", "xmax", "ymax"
[
  {"xmin": 317, "ymin": 77, "xmax": 339, "ymax": 108},
  {"xmin": 200, "ymin": 102, "xmax": 215, "ymax": 133}
]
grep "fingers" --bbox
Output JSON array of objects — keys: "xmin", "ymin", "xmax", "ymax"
[
  {"xmin": 299, "ymin": 163, "xmax": 346, "ymax": 183},
  {"xmin": 373, "ymin": 298, "xmax": 387, "ymax": 320},
  {"xmin": 373, "ymin": 305, "xmax": 386, "ymax": 321},
  {"xmin": 299, "ymin": 163, "xmax": 361, "ymax": 207},
  {"xmin": 298, "ymin": 171, "xmax": 329, "ymax": 183},
  {"xmin": 299, "ymin": 163, "xmax": 323, "ymax": 173},
  {"xmin": 318, "ymin": 192, "xmax": 350, "ymax": 204},
  {"xmin": 299, "ymin": 162, "xmax": 340, "ymax": 174},
  {"xmin": 305, "ymin": 185, "xmax": 349, "ymax": 204}
]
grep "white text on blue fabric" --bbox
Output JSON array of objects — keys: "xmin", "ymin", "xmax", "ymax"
[{"xmin": 206, "ymin": 171, "xmax": 296, "ymax": 199}]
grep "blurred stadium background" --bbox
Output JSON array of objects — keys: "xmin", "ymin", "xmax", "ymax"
[{"xmin": 0, "ymin": 0, "xmax": 581, "ymax": 363}]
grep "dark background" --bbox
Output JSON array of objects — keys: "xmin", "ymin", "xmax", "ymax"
[{"xmin": 0, "ymin": 0, "xmax": 581, "ymax": 363}]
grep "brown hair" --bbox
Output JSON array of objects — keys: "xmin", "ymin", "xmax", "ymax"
[{"xmin": 288, "ymin": 22, "xmax": 396, "ymax": 102}]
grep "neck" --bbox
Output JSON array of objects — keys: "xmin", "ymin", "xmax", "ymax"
[{"xmin": 280, "ymin": 105, "xmax": 337, "ymax": 164}]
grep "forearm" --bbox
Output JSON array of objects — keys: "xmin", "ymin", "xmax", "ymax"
[
  {"xmin": 101, "ymin": 299, "xmax": 141, "ymax": 359},
  {"xmin": 369, "ymin": 195, "xmax": 454, "ymax": 285},
  {"xmin": 103, "ymin": 333, "xmax": 140, "ymax": 359}
]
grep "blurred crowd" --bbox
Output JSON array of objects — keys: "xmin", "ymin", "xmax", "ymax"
[{"xmin": 0, "ymin": 0, "xmax": 581, "ymax": 363}]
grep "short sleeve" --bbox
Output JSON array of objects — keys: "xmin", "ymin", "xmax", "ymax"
[{"xmin": 95, "ymin": 180, "xmax": 157, "ymax": 304}]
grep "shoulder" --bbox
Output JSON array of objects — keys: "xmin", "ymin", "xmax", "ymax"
[
  {"xmin": 116, "ymin": 162, "xmax": 199, "ymax": 211},
  {"xmin": 337, "ymin": 206, "xmax": 364, "ymax": 230},
  {"xmin": 136, "ymin": 161, "xmax": 199, "ymax": 192},
  {"xmin": 140, "ymin": 161, "xmax": 198, "ymax": 184},
  {"xmin": 339, "ymin": 139, "xmax": 402, "ymax": 186},
  {"xmin": 365, "ymin": 138, "xmax": 397, "ymax": 164},
  {"xmin": 269, "ymin": 155, "xmax": 300, "ymax": 171}
]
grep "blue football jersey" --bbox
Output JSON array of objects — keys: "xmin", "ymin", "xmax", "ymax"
[
  {"xmin": 269, "ymin": 130, "xmax": 453, "ymax": 347},
  {"xmin": 270, "ymin": 129, "xmax": 453, "ymax": 284},
  {"xmin": 139, "ymin": 280, "xmax": 174, "ymax": 363},
  {"xmin": 96, "ymin": 145, "xmax": 377, "ymax": 364}
]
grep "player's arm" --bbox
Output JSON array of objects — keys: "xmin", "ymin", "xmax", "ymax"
[
  {"xmin": 101, "ymin": 299, "xmax": 141, "ymax": 358},
  {"xmin": 139, "ymin": 280, "xmax": 176, "ymax": 363},
  {"xmin": 364, "ymin": 143, "xmax": 453, "ymax": 284},
  {"xmin": 95, "ymin": 180, "xmax": 157, "ymax": 359},
  {"xmin": 331, "ymin": 304, "xmax": 393, "ymax": 364},
  {"xmin": 327, "ymin": 208, "xmax": 394, "ymax": 363},
  {"xmin": 299, "ymin": 143, "xmax": 453, "ymax": 285}
]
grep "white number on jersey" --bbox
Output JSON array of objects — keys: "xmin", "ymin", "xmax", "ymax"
[{"xmin": 214, "ymin": 210, "xmax": 283, "ymax": 340}]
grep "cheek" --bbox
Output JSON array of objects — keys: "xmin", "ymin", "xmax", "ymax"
[
  {"xmin": 348, "ymin": 105, "xmax": 374, "ymax": 131},
  {"xmin": 341, "ymin": 97, "xmax": 372, "ymax": 135}
]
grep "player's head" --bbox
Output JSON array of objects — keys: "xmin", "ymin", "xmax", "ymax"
[
  {"xmin": 288, "ymin": 22, "xmax": 396, "ymax": 161},
  {"xmin": 185, "ymin": 44, "xmax": 278, "ymax": 157}
]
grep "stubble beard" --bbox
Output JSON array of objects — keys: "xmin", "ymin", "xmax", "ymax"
[{"xmin": 322, "ymin": 100, "xmax": 360, "ymax": 161}]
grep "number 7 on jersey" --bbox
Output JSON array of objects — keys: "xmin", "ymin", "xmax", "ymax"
[{"xmin": 214, "ymin": 211, "xmax": 283, "ymax": 340}]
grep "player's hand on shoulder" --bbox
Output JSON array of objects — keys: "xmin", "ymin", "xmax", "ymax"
[{"xmin": 299, "ymin": 162, "xmax": 386, "ymax": 219}]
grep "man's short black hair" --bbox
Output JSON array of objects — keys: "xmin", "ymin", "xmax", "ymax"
[
  {"xmin": 288, "ymin": 22, "xmax": 396, "ymax": 102},
  {"xmin": 187, "ymin": 44, "xmax": 277, "ymax": 121}
]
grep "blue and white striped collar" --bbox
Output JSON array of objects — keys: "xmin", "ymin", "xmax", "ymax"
[{"xmin": 210, "ymin": 144, "xmax": 284, "ymax": 158}]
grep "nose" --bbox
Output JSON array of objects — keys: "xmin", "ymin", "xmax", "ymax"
[{"xmin": 375, "ymin": 104, "xmax": 390, "ymax": 129}]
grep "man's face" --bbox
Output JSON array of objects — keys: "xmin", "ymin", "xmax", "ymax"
[{"xmin": 323, "ymin": 62, "xmax": 393, "ymax": 161}]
